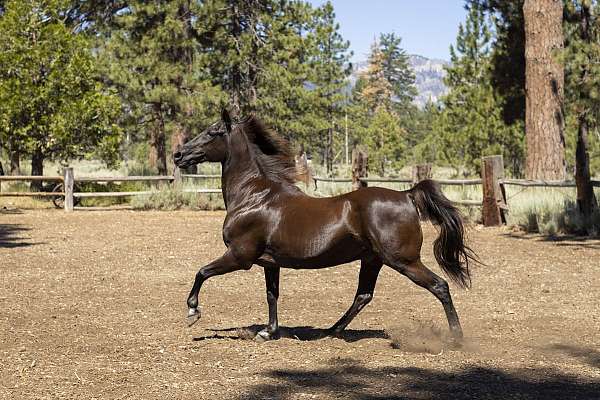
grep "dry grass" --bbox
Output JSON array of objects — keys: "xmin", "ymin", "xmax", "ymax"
[{"xmin": 505, "ymin": 187, "xmax": 600, "ymax": 236}]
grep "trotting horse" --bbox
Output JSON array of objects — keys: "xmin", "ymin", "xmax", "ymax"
[{"xmin": 173, "ymin": 109, "xmax": 478, "ymax": 343}]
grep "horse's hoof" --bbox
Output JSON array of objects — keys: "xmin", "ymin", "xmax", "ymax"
[
  {"xmin": 449, "ymin": 338, "xmax": 463, "ymax": 350},
  {"xmin": 186, "ymin": 308, "xmax": 201, "ymax": 327},
  {"xmin": 254, "ymin": 329, "xmax": 280, "ymax": 342},
  {"xmin": 448, "ymin": 332, "xmax": 464, "ymax": 349}
]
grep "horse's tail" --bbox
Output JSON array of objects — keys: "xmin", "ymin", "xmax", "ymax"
[{"xmin": 409, "ymin": 179, "xmax": 477, "ymax": 288}]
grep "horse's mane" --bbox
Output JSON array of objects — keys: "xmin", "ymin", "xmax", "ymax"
[{"xmin": 240, "ymin": 116, "xmax": 305, "ymax": 185}]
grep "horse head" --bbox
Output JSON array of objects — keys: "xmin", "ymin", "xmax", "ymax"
[{"xmin": 173, "ymin": 109, "xmax": 232, "ymax": 168}]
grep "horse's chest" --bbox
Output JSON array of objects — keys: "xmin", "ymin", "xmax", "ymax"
[
  {"xmin": 222, "ymin": 218, "xmax": 236, "ymax": 245},
  {"xmin": 222, "ymin": 212, "xmax": 260, "ymax": 245}
]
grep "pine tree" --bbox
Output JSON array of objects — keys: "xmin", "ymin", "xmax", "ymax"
[
  {"xmin": 306, "ymin": 1, "xmax": 352, "ymax": 173},
  {"xmin": 468, "ymin": 0, "xmax": 526, "ymax": 126},
  {"xmin": 103, "ymin": 1, "xmax": 225, "ymax": 175},
  {"xmin": 523, "ymin": 0, "xmax": 566, "ymax": 180},
  {"xmin": 0, "ymin": 0, "xmax": 122, "ymax": 187},
  {"xmin": 195, "ymin": 0, "xmax": 277, "ymax": 114},
  {"xmin": 432, "ymin": 2, "xmax": 523, "ymax": 176},
  {"xmin": 564, "ymin": 0, "xmax": 599, "ymax": 215},
  {"xmin": 405, "ymin": 101, "xmax": 438, "ymax": 163},
  {"xmin": 196, "ymin": 0, "xmax": 351, "ymax": 171},
  {"xmin": 253, "ymin": 0, "xmax": 324, "ymax": 146},
  {"xmin": 361, "ymin": 41, "xmax": 394, "ymax": 110},
  {"xmin": 352, "ymin": 41, "xmax": 404, "ymax": 175},
  {"xmin": 379, "ymin": 33, "xmax": 417, "ymax": 111}
]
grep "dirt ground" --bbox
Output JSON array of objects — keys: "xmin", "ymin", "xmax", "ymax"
[{"xmin": 1, "ymin": 209, "xmax": 599, "ymax": 399}]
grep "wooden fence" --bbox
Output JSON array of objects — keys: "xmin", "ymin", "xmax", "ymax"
[
  {"xmin": 0, "ymin": 167, "xmax": 221, "ymax": 212},
  {"xmin": 1, "ymin": 155, "xmax": 598, "ymax": 226},
  {"xmin": 313, "ymin": 154, "xmax": 600, "ymax": 227}
]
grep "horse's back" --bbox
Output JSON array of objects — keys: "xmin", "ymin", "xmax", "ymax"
[{"xmin": 263, "ymin": 186, "xmax": 422, "ymax": 267}]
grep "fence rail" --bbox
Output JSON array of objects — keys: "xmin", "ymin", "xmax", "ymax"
[
  {"xmin": 181, "ymin": 174, "xmax": 221, "ymax": 179},
  {"xmin": 75, "ymin": 175, "xmax": 174, "ymax": 183},
  {"xmin": 0, "ymin": 168, "xmax": 221, "ymax": 211},
  {"xmin": 313, "ymin": 176, "xmax": 483, "ymax": 186},
  {"xmin": 0, "ymin": 191, "xmax": 64, "ymax": 197},
  {"xmin": 74, "ymin": 188, "xmax": 222, "ymax": 198},
  {"xmin": 500, "ymin": 179, "xmax": 600, "ymax": 187},
  {"xmin": 0, "ymin": 175, "xmax": 63, "ymax": 182},
  {"xmin": 1, "ymin": 157, "xmax": 598, "ymax": 224}
]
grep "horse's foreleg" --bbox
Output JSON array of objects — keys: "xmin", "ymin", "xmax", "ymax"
[
  {"xmin": 329, "ymin": 256, "xmax": 382, "ymax": 335},
  {"xmin": 186, "ymin": 250, "xmax": 250, "ymax": 327},
  {"xmin": 255, "ymin": 266, "xmax": 281, "ymax": 342},
  {"xmin": 389, "ymin": 259, "xmax": 463, "ymax": 343}
]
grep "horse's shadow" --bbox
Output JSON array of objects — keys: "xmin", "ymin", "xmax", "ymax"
[{"xmin": 193, "ymin": 325, "xmax": 388, "ymax": 343}]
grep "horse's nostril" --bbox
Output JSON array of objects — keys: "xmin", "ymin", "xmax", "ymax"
[{"xmin": 173, "ymin": 151, "xmax": 182, "ymax": 161}]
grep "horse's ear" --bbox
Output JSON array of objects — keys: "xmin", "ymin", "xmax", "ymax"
[{"xmin": 221, "ymin": 108, "xmax": 232, "ymax": 132}]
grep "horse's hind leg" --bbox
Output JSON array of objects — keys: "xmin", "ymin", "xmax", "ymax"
[
  {"xmin": 328, "ymin": 255, "xmax": 382, "ymax": 336},
  {"xmin": 255, "ymin": 266, "xmax": 281, "ymax": 342},
  {"xmin": 388, "ymin": 259, "xmax": 463, "ymax": 342}
]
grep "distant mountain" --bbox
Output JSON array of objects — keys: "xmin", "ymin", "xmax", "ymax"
[
  {"xmin": 349, "ymin": 55, "xmax": 449, "ymax": 108},
  {"xmin": 408, "ymin": 55, "xmax": 449, "ymax": 107}
]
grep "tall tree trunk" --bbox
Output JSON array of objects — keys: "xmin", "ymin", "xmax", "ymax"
[
  {"xmin": 574, "ymin": 3, "xmax": 597, "ymax": 217},
  {"xmin": 172, "ymin": 121, "xmax": 197, "ymax": 174},
  {"xmin": 30, "ymin": 148, "xmax": 44, "ymax": 192},
  {"xmin": 150, "ymin": 105, "xmax": 168, "ymax": 176},
  {"xmin": 9, "ymin": 146, "xmax": 20, "ymax": 175},
  {"xmin": 575, "ymin": 116, "xmax": 598, "ymax": 216},
  {"xmin": 523, "ymin": 0, "xmax": 566, "ymax": 180}
]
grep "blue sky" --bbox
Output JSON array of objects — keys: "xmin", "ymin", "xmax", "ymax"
[{"xmin": 307, "ymin": 1, "xmax": 468, "ymax": 62}]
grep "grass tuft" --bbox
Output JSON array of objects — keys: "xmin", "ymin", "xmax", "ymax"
[{"xmin": 506, "ymin": 187, "xmax": 600, "ymax": 236}]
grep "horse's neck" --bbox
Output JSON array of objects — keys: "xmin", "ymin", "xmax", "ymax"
[{"xmin": 221, "ymin": 129, "xmax": 267, "ymax": 208}]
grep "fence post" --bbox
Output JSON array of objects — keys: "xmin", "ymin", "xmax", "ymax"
[
  {"xmin": 173, "ymin": 167, "xmax": 182, "ymax": 189},
  {"xmin": 481, "ymin": 155, "xmax": 506, "ymax": 226},
  {"xmin": 63, "ymin": 167, "xmax": 74, "ymax": 212},
  {"xmin": 352, "ymin": 146, "xmax": 368, "ymax": 190},
  {"xmin": 295, "ymin": 152, "xmax": 312, "ymax": 188},
  {"xmin": 412, "ymin": 163, "xmax": 432, "ymax": 185}
]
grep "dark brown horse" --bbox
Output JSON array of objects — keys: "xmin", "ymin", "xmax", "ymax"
[{"xmin": 173, "ymin": 109, "xmax": 477, "ymax": 343}]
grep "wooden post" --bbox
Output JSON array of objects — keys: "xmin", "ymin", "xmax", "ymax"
[
  {"xmin": 481, "ymin": 155, "xmax": 506, "ymax": 226},
  {"xmin": 412, "ymin": 163, "xmax": 432, "ymax": 185},
  {"xmin": 295, "ymin": 152, "xmax": 312, "ymax": 188},
  {"xmin": 63, "ymin": 167, "xmax": 74, "ymax": 212},
  {"xmin": 173, "ymin": 167, "xmax": 182, "ymax": 189},
  {"xmin": 352, "ymin": 146, "xmax": 368, "ymax": 191}
]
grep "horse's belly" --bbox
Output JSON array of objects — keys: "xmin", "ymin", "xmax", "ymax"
[{"xmin": 264, "ymin": 234, "xmax": 366, "ymax": 269}]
